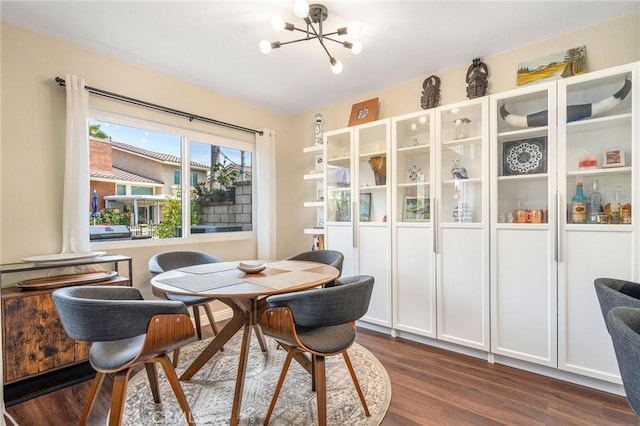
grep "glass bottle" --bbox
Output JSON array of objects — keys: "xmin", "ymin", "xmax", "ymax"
[
  {"xmin": 610, "ymin": 186, "xmax": 622, "ymax": 224},
  {"xmin": 571, "ymin": 181, "xmax": 588, "ymax": 224},
  {"xmin": 588, "ymin": 179, "xmax": 602, "ymax": 224}
]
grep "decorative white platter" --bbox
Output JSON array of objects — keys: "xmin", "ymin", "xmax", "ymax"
[{"xmin": 21, "ymin": 251, "xmax": 106, "ymax": 265}]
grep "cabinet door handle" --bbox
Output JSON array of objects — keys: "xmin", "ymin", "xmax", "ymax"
[
  {"xmin": 352, "ymin": 201, "xmax": 357, "ymax": 248},
  {"xmin": 432, "ymin": 198, "xmax": 438, "ymax": 254},
  {"xmin": 555, "ymin": 192, "xmax": 560, "ymax": 263}
]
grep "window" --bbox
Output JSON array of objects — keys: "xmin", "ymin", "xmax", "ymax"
[{"xmin": 88, "ymin": 115, "xmax": 254, "ymax": 242}]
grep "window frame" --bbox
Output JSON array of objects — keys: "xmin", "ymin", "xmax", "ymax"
[{"xmin": 88, "ymin": 109, "xmax": 256, "ymax": 249}]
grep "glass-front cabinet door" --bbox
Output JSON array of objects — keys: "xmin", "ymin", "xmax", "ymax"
[
  {"xmin": 391, "ymin": 110, "xmax": 436, "ymax": 337},
  {"xmin": 557, "ymin": 62, "xmax": 638, "ymax": 383},
  {"xmin": 355, "ymin": 120, "xmax": 391, "ymax": 327},
  {"xmin": 490, "ymin": 81, "xmax": 558, "ymax": 367},
  {"xmin": 324, "ymin": 119, "xmax": 392, "ymax": 327},
  {"xmin": 435, "ymin": 97, "xmax": 490, "ymax": 351}
]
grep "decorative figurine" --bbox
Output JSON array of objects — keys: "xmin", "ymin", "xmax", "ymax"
[
  {"xmin": 420, "ymin": 75, "xmax": 441, "ymax": 110},
  {"xmin": 450, "ymin": 159, "xmax": 469, "ymax": 179},
  {"xmin": 314, "ymin": 113, "xmax": 323, "ymax": 145},
  {"xmin": 408, "ymin": 165, "xmax": 422, "ymax": 182},
  {"xmin": 466, "ymin": 58, "xmax": 489, "ymax": 99}
]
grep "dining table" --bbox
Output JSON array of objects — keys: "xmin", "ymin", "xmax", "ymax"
[{"xmin": 150, "ymin": 259, "xmax": 340, "ymax": 425}]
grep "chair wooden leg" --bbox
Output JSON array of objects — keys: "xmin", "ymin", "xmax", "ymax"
[
  {"xmin": 108, "ymin": 368, "xmax": 135, "ymax": 426},
  {"xmin": 315, "ymin": 355, "xmax": 327, "ymax": 426},
  {"xmin": 79, "ymin": 371, "xmax": 106, "ymax": 426},
  {"xmin": 264, "ymin": 348, "xmax": 299, "ymax": 425},
  {"xmin": 156, "ymin": 354, "xmax": 195, "ymax": 426},
  {"xmin": 311, "ymin": 354, "xmax": 317, "ymax": 391},
  {"xmin": 144, "ymin": 362, "xmax": 160, "ymax": 403},
  {"xmin": 172, "ymin": 348, "xmax": 181, "ymax": 368},
  {"xmin": 343, "ymin": 350, "xmax": 370, "ymax": 417},
  {"xmin": 192, "ymin": 305, "xmax": 203, "ymax": 339}
]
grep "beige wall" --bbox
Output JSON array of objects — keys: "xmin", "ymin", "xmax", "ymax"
[
  {"xmin": 0, "ymin": 22, "xmax": 293, "ymax": 293},
  {"xmin": 289, "ymin": 13, "xmax": 639, "ymax": 242},
  {"xmin": 1, "ymin": 13, "xmax": 639, "ymax": 291}
]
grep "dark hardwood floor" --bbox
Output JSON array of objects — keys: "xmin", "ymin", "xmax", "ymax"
[{"xmin": 5, "ymin": 325, "xmax": 638, "ymax": 425}]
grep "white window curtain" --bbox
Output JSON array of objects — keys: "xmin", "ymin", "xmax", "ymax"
[
  {"xmin": 255, "ymin": 129, "xmax": 276, "ymax": 260},
  {"xmin": 61, "ymin": 74, "xmax": 90, "ymax": 254}
]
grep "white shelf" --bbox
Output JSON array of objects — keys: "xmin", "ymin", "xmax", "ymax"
[
  {"xmin": 497, "ymin": 173, "xmax": 548, "ymax": 182},
  {"xmin": 398, "ymin": 182, "xmax": 430, "ymax": 188},
  {"xmin": 566, "ymin": 166, "xmax": 631, "ymax": 177},
  {"xmin": 360, "ymin": 150, "xmax": 386, "ymax": 158},
  {"xmin": 303, "ymin": 228, "xmax": 325, "ymax": 235},
  {"xmin": 359, "ymin": 185, "xmax": 387, "ymax": 191},
  {"xmin": 303, "ymin": 145, "xmax": 323, "ymax": 154},
  {"xmin": 566, "ymin": 112, "xmax": 631, "ymax": 133},
  {"xmin": 497, "ymin": 126, "xmax": 549, "ymax": 140},
  {"xmin": 442, "ymin": 136, "xmax": 482, "ymax": 146},
  {"xmin": 304, "ymin": 201, "xmax": 324, "ymax": 208},
  {"xmin": 303, "ymin": 172, "xmax": 324, "ymax": 180},
  {"xmin": 442, "ymin": 177, "xmax": 482, "ymax": 185},
  {"xmin": 397, "ymin": 144, "xmax": 430, "ymax": 153}
]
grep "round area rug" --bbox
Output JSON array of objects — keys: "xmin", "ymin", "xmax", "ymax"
[{"xmin": 121, "ymin": 330, "xmax": 391, "ymax": 425}]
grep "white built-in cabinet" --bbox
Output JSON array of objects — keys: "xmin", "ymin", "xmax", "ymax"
[
  {"xmin": 490, "ymin": 81, "xmax": 558, "ymax": 367},
  {"xmin": 324, "ymin": 120, "xmax": 392, "ymax": 327},
  {"xmin": 557, "ymin": 63, "xmax": 639, "ymax": 383},
  {"xmin": 434, "ymin": 98, "xmax": 491, "ymax": 351},
  {"xmin": 313, "ymin": 61, "xmax": 638, "ymax": 389},
  {"xmin": 490, "ymin": 62, "xmax": 638, "ymax": 380},
  {"xmin": 391, "ymin": 110, "xmax": 437, "ymax": 337}
]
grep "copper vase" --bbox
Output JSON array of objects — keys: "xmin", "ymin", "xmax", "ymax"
[{"xmin": 368, "ymin": 156, "xmax": 386, "ymax": 186}]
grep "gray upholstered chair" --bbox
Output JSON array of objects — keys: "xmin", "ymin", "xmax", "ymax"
[
  {"xmin": 149, "ymin": 251, "xmax": 223, "ymax": 360},
  {"xmin": 285, "ymin": 249, "xmax": 344, "ymax": 286},
  {"xmin": 606, "ymin": 306, "xmax": 640, "ymax": 416},
  {"xmin": 52, "ymin": 285, "xmax": 196, "ymax": 426},
  {"xmin": 260, "ymin": 275, "xmax": 374, "ymax": 425},
  {"xmin": 594, "ymin": 278, "xmax": 640, "ymax": 332}
]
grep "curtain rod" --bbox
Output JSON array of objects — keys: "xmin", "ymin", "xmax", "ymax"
[{"xmin": 54, "ymin": 77, "xmax": 263, "ymax": 136}]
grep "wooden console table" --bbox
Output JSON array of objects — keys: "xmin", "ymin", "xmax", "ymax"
[{"xmin": 1, "ymin": 254, "xmax": 132, "ymax": 403}]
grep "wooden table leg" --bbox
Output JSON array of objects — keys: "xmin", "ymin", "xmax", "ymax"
[
  {"xmin": 230, "ymin": 317, "xmax": 253, "ymax": 425},
  {"xmin": 180, "ymin": 302, "xmax": 245, "ymax": 381}
]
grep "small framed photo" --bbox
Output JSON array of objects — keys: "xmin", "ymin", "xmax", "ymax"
[
  {"xmin": 348, "ymin": 98, "xmax": 379, "ymax": 127},
  {"xmin": 403, "ymin": 196, "xmax": 430, "ymax": 222},
  {"xmin": 359, "ymin": 193, "xmax": 372, "ymax": 222},
  {"xmin": 603, "ymin": 149, "xmax": 625, "ymax": 168}
]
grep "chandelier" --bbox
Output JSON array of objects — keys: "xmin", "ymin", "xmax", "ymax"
[{"xmin": 259, "ymin": 1, "xmax": 362, "ymax": 74}]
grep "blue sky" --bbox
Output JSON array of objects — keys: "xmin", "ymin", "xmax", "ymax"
[{"xmin": 90, "ymin": 119, "xmax": 249, "ymax": 166}]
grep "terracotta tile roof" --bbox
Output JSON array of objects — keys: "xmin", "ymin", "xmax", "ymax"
[
  {"xmin": 110, "ymin": 141, "xmax": 209, "ymax": 169},
  {"xmin": 90, "ymin": 167, "xmax": 164, "ymax": 185}
]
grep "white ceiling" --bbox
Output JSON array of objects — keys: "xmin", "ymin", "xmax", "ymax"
[{"xmin": 1, "ymin": 1, "xmax": 638, "ymax": 115}]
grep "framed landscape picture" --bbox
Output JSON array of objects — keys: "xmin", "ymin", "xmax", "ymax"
[
  {"xmin": 403, "ymin": 196, "xmax": 429, "ymax": 221},
  {"xmin": 516, "ymin": 45, "xmax": 586, "ymax": 86}
]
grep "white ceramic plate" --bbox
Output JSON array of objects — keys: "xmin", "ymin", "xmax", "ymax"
[
  {"xmin": 237, "ymin": 261, "xmax": 267, "ymax": 274},
  {"xmin": 21, "ymin": 251, "xmax": 106, "ymax": 265}
]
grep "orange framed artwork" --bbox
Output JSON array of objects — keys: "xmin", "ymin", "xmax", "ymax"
[{"xmin": 348, "ymin": 98, "xmax": 379, "ymax": 127}]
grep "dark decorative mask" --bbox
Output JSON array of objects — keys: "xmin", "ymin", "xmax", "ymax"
[
  {"xmin": 466, "ymin": 58, "xmax": 489, "ymax": 99},
  {"xmin": 420, "ymin": 75, "xmax": 441, "ymax": 109}
]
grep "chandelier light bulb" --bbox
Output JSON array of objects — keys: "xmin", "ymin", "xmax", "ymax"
[
  {"xmin": 330, "ymin": 58, "xmax": 343, "ymax": 74},
  {"xmin": 350, "ymin": 40, "xmax": 363, "ymax": 55},
  {"xmin": 293, "ymin": 0, "xmax": 309, "ymax": 18},
  {"xmin": 347, "ymin": 21, "xmax": 361, "ymax": 36},
  {"xmin": 259, "ymin": 40, "xmax": 272, "ymax": 54},
  {"xmin": 271, "ymin": 15, "xmax": 286, "ymax": 31}
]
